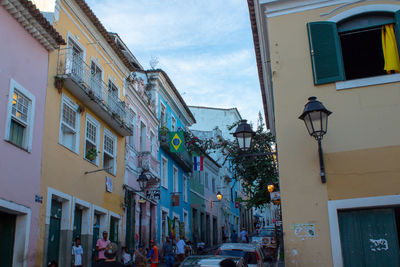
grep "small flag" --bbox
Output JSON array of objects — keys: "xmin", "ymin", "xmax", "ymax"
[
  {"xmin": 169, "ymin": 131, "xmax": 184, "ymax": 152},
  {"xmin": 193, "ymin": 156, "xmax": 203, "ymax": 171}
]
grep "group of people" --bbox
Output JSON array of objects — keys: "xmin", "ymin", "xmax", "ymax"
[{"xmin": 229, "ymin": 228, "xmax": 249, "ymax": 243}]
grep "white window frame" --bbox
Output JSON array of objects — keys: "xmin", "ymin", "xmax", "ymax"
[
  {"xmin": 328, "ymin": 194, "xmax": 400, "ymax": 267},
  {"xmin": 84, "ymin": 114, "xmax": 100, "ymax": 165},
  {"xmin": 183, "ymin": 175, "xmax": 188, "ymax": 202},
  {"xmin": 107, "ymin": 77, "xmax": 120, "ymax": 99},
  {"xmin": 108, "ymin": 211, "xmax": 121, "ymax": 243},
  {"xmin": 59, "ymin": 94, "xmax": 80, "ymax": 154},
  {"xmin": 171, "ymin": 115, "xmax": 177, "ymax": 131},
  {"xmin": 5, "ymin": 79, "xmax": 36, "ymax": 152},
  {"xmin": 161, "ymin": 156, "xmax": 168, "ymax": 189},
  {"xmin": 212, "ymin": 177, "xmax": 216, "ymax": 193},
  {"xmin": 140, "ymin": 121, "xmax": 147, "ymax": 152},
  {"xmin": 173, "ymin": 166, "xmax": 179, "ymax": 193},
  {"xmin": 160, "ymin": 207, "xmax": 170, "ymax": 242},
  {"xmin": 103, "ymin": 128, "xmax": 117, "ymax": 176},
  {"xmin": 205, "ymin": 172, "xmax": 209, "ymax": 189},
  {"xmin": 183, "ymin": 209, "xmax": 189, "ymax": 238},
  {"xmin": 90, "ymin": 58, "xmax": 104, "ymax": 100},
  {"xmin": 92, "ymin": 205, "xmax": 108, "ymax": 234},
  {"xmin": 150, "ymin": 130, "xmax": 156, "ymax": 157},
  {"xmin": 160, "ymin": 102, "xmax": 167, "ymax": 126},
  {"xmin": 127, "ymin": 108, "xmax": 137, "ymax": 149}
]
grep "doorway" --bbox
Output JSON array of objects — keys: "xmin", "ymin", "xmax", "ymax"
[{"xmin": 0, "ymin": 211, "xmax": 16, "ymax": 267}]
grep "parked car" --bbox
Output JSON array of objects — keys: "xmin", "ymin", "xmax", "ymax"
[
  {"xmin": 179, "ymin": 255, "xmax": 248, "ymax": 267},
  {"xmin": 215, "ymin": 243, "xmax": 267, "ymax": 267}
]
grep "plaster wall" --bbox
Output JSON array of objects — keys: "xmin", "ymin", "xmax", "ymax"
[
  {"xmin": 263, "ymin": 1, "xmax": 400, "ymax": 266},
  {"xmin": 0, "ymin": 6, "xmax": 49, "ymax": 266}
]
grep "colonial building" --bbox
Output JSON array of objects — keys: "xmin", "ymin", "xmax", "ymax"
[
  {"xmin": 147, "ymin": 69, "xmax": 196, "ymax": 244},
  {"xmin": 33, "ymin": 0, "xmax": 134, "ymax": 266},
  {"xmin": 0, "ymin": 1, "xmax": 64, "ymax": 266},
  {"xmin": 249, "ymin": 0, "xmax": 400, "ymax": 266}
]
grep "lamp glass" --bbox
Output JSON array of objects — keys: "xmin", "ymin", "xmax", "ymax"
[
  {"xmin": 216, "ymin": 191, "xmax": 223, "ymax": 201},
  {"xmin": 267, "ymin": 184, "xmax": 274, "ymax": 193},
  {"xmin": 233, "ymin": 120, "xmax": 255, "ymax": 151},
  {"xmin": 137, "ymin": 173, "xmax": 148, "ymax": 191}
]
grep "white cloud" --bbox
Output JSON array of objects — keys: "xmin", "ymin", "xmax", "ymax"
[{"xmin": 87, "ymin": 0, "xmax": 264, "ymax": 125}]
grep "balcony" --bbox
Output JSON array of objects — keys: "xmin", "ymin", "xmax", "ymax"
[
  {"xmin": 57, "ymin": 48, "xmax": 133, "ymax": 136},
  {"xmin": 138, "ymin": 151, "xmax": 160, "ymax": 179},
  {"xmin": 159, "ymin": 133, "xmax": 192, "ymax": 172}
]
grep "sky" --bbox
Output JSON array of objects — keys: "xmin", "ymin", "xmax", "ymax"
[{"xmin": 86, "ymin": 0, "xmax": 263, "ymax": 126}]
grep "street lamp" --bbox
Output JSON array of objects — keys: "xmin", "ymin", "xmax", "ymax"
[
  {"xmin": 233, "ymin": 120, "xmax": 255, "ymax": 151},
  {"xmin": 299, "ymin": 96, "xmax": 332, "ymax": 183},
  {"xmin": 137, "ymin": 172, "xmax": 149, "ymax": 192},
  {"xmin": 216, "ymin": 191, "xmax": 223, "ymax": 201},
  {"xmin": 267, "ymin": 182, "xmax": 275, "ymax": 193}
]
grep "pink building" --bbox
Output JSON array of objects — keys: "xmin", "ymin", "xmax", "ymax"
[
  {"xmin": 0, "ymin": 1, "xmax": 64, "ymax": 266},
  {"xmin": 109, "ymin": 33, "xmax": 160, "ymax": 250}
]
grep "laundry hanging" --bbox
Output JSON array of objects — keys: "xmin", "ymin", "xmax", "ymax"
[{"xmin": 382, "ymin": 24, "xmax": 400, "ymax": 73}]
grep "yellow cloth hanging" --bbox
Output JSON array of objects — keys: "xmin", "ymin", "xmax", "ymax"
[{"xmin": 382, "ymin": 24, "xmax": 400, "ymax": 73}]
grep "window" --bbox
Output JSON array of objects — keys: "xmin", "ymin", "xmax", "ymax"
[
  {"xmin": 107, "ymin": 79, "xmax": 119, "ymax": 111},
  {"xmin": 150, "ymin": 131, "xmax": 155, "ymax": 156},
  {"xmin": 183, "ymin": 175, "xmax": 188, "ymax": 202},
  {"xmin": 161, "ymin": 157, "xmax": 168, "ymax": 188},
  {"xmin": 68, "ymin": 38, "xmax": 84, "ymax": 81},
  {"xmin": 127, "ymin": 110, "xmax": 136, "ymax": 148},
  {"xmin": 212, "ymin": 177, "xmax": 216, "ymax": 193},
  {"xmin": 160, "ymin": 103, "xmax": 167, "ymax": 126},
  {"xmin": 205, "ymin": 173, "xmax": 209, "ymax": 189},
  {"xmin": 5, "ymin": 80, "xmax": 35, "ymax": 151},
  {"xmin": 171, "ymin": 116, "xmax": 177, "ymax": 131},
  {"xmin": 109, "ymin": 216, "xmax": 119, "ymax": 243},
  {"xmin": 140, "ymin": 122, "xmax": 146, "ymax": 152},
  {"xmin": 90, "ymin": 61, "xmax": 103, "ymax": 98},
  {"xmin": 173, "ymin": 166, "xmax": 178, "ymax": 193},
  {"xmin": 199, "ymin": 172, "xmax": 203, "ymax": 185},
  {"xmin": 59, "ymin": 94, "xmax": 80, "ymax": 153},
  {"xmin": 103, "ymin": 128, "xmax": 117, "ymax": 175},
  {"xmin": 84, "ymin": 115, "xmax": 100, "ymax": 164},
  {"xmin": 307, "ymin": 11, "xmax": 400, "ymax": 85}
]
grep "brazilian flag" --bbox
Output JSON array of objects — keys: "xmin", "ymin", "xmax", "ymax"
[{"xmin": 169, "ymin": 131, "xmax": 184, "ymax": 153}]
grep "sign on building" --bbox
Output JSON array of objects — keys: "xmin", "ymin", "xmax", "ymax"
[
  {"xmin": 172, "ymin": 194, "xmax": 180, "ymax": 206},
  {"xmin": 106, "ymin": 176, "xmax": 113, "ymax": 192},
  {"xmin": 146, "ymin": 189, "xmax": 160, "ymax": 200}
]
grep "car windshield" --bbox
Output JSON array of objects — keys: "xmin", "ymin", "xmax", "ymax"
[
  {"xmin": 260, "ymin": 230, "xmax": 275, "ymax": 237},
  {"xmin": 218, "ymin": 250, "xmax": 257, "ymax": 264}
]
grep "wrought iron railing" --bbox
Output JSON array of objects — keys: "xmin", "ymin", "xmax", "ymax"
[
  {"xmin": 138, "ymin": 151, "xmax": 160, "ymax": 177},
  {"xmin": 57, "ymin": 48, "xmax": 127, "ymax": 122}
]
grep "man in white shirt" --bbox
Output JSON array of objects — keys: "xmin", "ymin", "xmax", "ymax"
[
  {"xmin": 72, "ymin": 237, "xmax": 84, "ymax": 267},
  {"xmin": 176, "ymin": 236, "xmax": 186, "ymax": 263},
  {"xmin": 240, "ymin": 228, "xmax": 248, "ymax": 243}
]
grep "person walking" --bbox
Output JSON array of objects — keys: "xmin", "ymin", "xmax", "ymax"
[
  {"xmin": 240, "ymin": 228, "xmax": 248, "ymax": 243},
  {"xmin": 94, "ymin": 243, "xmax": 124, "ymax": 267},
  {"xmin": 72, "ymin": 237, "xmax": 84, "ymax": 267},
  {"xmin": 162, "ymin": 236, "xmax": 174, "ymax": 267},
  {"xmin": 121, "ymin": 246, "xmax": 132, "ymax": 266},
  {"xmin": 231, "ymin": 230, "xmax": 238, "ymax": 243},
  {"xmin": 134, "ymin": 246, "xmax": 147, "ymax": 267},
  {"xmin": 176, "ymin": 236, "xmax": 186, "ymax": 263},
  {"xmin": 147, "ymin": 240, "xmax": 160, "ymax": 267},
  {"xmin": 96, "ymin": 231, "xmax": 111, "ymax": 263}
]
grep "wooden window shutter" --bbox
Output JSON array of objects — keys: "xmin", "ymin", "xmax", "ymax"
[
  {"xmin": 307, "ymin": 21, "xmax": 345, "ymax": 85},
  {"xmin": 394, "ymin": 10, "xmax": 400, "ymax": 53}
]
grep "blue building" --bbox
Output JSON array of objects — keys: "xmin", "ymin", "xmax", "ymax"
[{"xmin": 147, "ymin": 70, "xmax": 196, "ymax": 244}]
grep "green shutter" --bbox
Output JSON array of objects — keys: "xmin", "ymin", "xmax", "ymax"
[
  {"xmin": 394, "ymin": 10, "xmax": 400, "ymax": 53},
  {"xmin": 307, "ymin": 21, "xmax": 345, "ymax": 84}
]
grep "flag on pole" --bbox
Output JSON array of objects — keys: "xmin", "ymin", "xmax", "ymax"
[{"xmin": 193, "ymin": 156, "xmax": 203, "ymax": 171}]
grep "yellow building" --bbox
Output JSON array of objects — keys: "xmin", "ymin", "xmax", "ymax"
[
  {"xmin": 32, "ymin": 0, "xmax": 136, "ymax": 266},
  {"xmin": 249, "ymin": 0, "xmax": 400, "ymax": 266}
]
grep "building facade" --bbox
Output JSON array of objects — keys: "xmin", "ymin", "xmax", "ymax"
[
  {"xmin": 0, "ymin": 1, "xmax": 64, "ymax": 266},
  {"xmin": 249, "ymin": 0, "xmax": 400, "ymax": 266},
  {"xmin": 33, "ymin": 0, "xmax": 135, "ymax": 266},
  {"xmin": 148, "ymin": 70, "xmax": 196, "ymax": 244}
]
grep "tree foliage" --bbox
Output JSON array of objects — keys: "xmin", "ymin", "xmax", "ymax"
[{"xmin": 183, "ymin": 112, "xmax": 277, "ymax": 209}]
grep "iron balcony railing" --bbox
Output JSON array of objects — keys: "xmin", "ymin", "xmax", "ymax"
[{"xmin": 57, "ymin": 48, "xmax": 128, "ymax": 124}]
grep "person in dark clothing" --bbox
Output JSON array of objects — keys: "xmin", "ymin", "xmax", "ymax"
[
  {"xmin": 231, "ymin": 230, "xmax": 238, "ymax": 243},
  {"xmin": 95, "ymin": 242, "xmax": 124, "ymax": 267},
  {"xmin": 162, "ymin": 236, "xmax": 175, "ymax": 267},
  {"xmin": 220, "ymin": 258, "xmax": 236, "ymax": 267}
]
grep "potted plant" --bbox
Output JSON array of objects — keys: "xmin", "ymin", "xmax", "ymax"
[
  {"xmin": 159, "ymin": 125, "xmax": 169, "ymax": 142},
  {"xmin": 86, "ymin": 148, "xmax": 99, "ymax": 161},
  {"xmin": 54, "ymin": 76, "xmax": 65, "ymax": 92}
]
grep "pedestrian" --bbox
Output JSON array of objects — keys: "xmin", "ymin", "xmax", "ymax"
[
  {"xmin": 147, "ymin": 240, "xmax": 160, "ymax": 267},
  {"xmin": 219, "ymin": 258, "xmax": 236, "ymax": 267},
  {"xmin": 176, "ymin": 236, "xmax": 186, "ymax": 263},
  {"xmin": 162, "ymin": 236, "xmax": 174, "ymax": 267},
  {"xmin": 240, "ymin": 228, "xmax": 248, "ymax": 243},
  {"xmin": 72, "ymin": 237, "xmax": 84, "ymax": 267},
  {"xmin": 231, "ymin": 230, "xmax": 238, "ymax": 243},
  {"xmin": 134, "ymin": 246, "xmax": 147, "ymax": 267},
  {"xmin": 96, "ymin": 231, "xmax": 111, "ymax": 263},
  {"xmin": 196, "ymin": 239, "xmax": 205, "ymax": 254},
  {"xmin": 94, "ymin": 242, "xmax": 124, "ymax": 267},
  {"xmin": 121, "ymin": 246, "xmax": 132, "ymax": 266}
]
